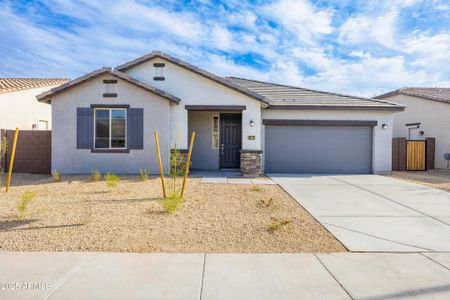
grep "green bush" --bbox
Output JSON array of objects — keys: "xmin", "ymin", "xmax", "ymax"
[
  {"xmin": 158, "ymin": 191, "xmax": 183, "ymax": 213},
  {"xmin": 91, "ymin": 170, "xmax": 101, "ymax": 182},
  {"xmin": 17, "ymin": 189, "xmax": 37, "ymax": 217},
  {"xmin": 104, "ymin": 173, "xmax": 120, "ymax": 188},
  {"xmin": 139, "ymin": 168, "xmax": 148, "ymax": 181},
  {"xmin": 51, "ymin": 170, "xmax": 61, "ymax": 182}
]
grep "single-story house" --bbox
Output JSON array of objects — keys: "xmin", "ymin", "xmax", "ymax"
[
  {"xmin": 0, "ymin": 78, "xmax": 69, "ymax": 130},
  {"xmin": 375, "ymin": 88, "xmax": 450, "ymax": 169},
  {"xmin": 37, "ymin": 51, "xmax": 404, "ymax": 176}
]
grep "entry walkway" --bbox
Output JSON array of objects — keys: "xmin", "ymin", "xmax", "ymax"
[
  {"xmin": 190, "ymin": 170, "xmax": 275, "ymax": 185},
  {"xmin": 1, "ymin": 252, "xmax": 450, "ymax": 300}
]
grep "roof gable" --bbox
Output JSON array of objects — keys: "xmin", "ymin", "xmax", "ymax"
[
  {"xmin": 228, "ymin": 77, "xmax": 404, "ymax": 111},
  {"xmin": 116, "ymin": 51, "xmax": 269, "ymax": 105},
  {"xmin": 0, "ymin": 78, "xmax": 69, "ymax": 94},
  {"xmin": 36, "ymin": 68, "xmax": 180, "ymax": 104},
  {"xmin": 375, "ymin": 87, "xmax": 450, "ymax": 105}
]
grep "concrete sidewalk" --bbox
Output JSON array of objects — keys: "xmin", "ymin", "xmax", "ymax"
[{"xmin": 1, "ymin": 252, "xmax": 450, "ymax": 300}]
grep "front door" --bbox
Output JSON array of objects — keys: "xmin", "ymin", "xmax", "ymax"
[{"xmin": 220, "ymin": 114, "xmax": 241, "ymax": 169}]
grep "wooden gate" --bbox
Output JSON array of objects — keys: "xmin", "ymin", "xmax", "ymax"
[{"xmin": 406, "ymin": 140, "xmax": 426, "ymax": 171}]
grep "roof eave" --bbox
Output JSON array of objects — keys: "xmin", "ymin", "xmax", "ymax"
[{"xmin": 266, "ymin": 104, "xmax": 405, "ymax": 111}]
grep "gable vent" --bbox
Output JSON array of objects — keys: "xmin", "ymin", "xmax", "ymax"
[
  {"xmin": 154, "ymin": 62, "xmax": 165, "ymax": 81},
  {"xmin": 103, "ymin": 78, "xmax": 118, "ymax": 96}
]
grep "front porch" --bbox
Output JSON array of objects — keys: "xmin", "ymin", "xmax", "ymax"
[{"xmin": 186, "ymin": 106, "xmax": 262, "ymax": 177}]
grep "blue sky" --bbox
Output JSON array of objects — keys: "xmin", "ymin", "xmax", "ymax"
[{"xmin": 1, "ymin": 0, "xmax": 450, "ymax": 96}]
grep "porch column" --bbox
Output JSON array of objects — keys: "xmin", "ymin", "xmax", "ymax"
[
  {"xmin": 170, "ymin": 105, "xmax": 188, "ymax": 150},
  {"xmin": 240, "ymin": 106, "xmax": 262, "ymax": 177}
]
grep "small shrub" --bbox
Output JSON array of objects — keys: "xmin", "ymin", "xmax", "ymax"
[
  {"xmin": 91, "ymin": 170, "xmax": 101, "ymax": 182},
  {"xmin": 267, "ymin": 217, "xmax": 292, "ymax": 233},
  {"xmin": 51, "ymin": 170, "xmax": 61, "ymax": 182},
  {"xmin": 158, "ymin": 191, "xmax": 183, "ymax": 213},
  {"xmin": 250, "ymin": 186, "xmax": 262, "ymax": 192},
  {"xmin": 139, "ymin": 168, "xmax": 148, "ymax": 181},
  {"xmin": 17, "ymin": 189, "xmax": 37, "ymax": 217},
  {"xmin": 170, "ymin": 147, "xmax": 184, "ymax": 195},
  {"xmin": 259, "ymin": 197, "xmax": 274, "ymax": 208},
  {"xmin": 104, "ymin": 173, "xmax": 120, "ymax": 188}
]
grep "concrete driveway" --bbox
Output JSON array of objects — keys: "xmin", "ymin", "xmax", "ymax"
[{"xmin": 269, "ymin": 174, "xmax": 450, "ymax": 252}]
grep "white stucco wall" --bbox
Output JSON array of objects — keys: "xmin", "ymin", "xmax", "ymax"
[
  {"xmin": 261, "ymin": 109, "xmax": 395, "ymax": 174},
  {"xmin": 123, "ymin": 58, "xmax": 263, "ymax": 151},
  {"xmin": 0, "ymin": 85, "xmax": 56, "ymax": 130},
  {"xmin": 388, "ymin": 94, "xmax": 450, "ymax": 169},
  {"xmin": 51, "ymin": 74, "xmax": 172, "ymax": 174}
]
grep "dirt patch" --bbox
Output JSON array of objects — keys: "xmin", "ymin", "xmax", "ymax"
[
  {"xmin": 390, "ymin": 170, "xmax": 450, "ymax": 192},
  {"xmin": 0, "ymin": 174, "xmax": 345, "ymax": 253}
]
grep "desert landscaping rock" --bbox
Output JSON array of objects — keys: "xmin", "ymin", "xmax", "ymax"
[
  {"xmin": 0, "ymin": 174, "xmax": 345, "ymax": 253},
  {"xmin": 391, "ymin": 170, "xmax": 450, "ymax": 192}
]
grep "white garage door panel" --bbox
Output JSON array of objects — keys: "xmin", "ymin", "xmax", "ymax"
[{"xmin": 265, "ymin": 126, "xmax": 372, "ymax": 174}]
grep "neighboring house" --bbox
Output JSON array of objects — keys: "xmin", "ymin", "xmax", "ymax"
[
  {"xmin": 37, "ymin": 51, "xmax": 404, "ymax": 176},
  {"xmin": 375, "ymin": 88, "xmax": 450, "ymax": 169},
  {"xmin": 0, "ymin": 78, "xmax": 69, "ymax": 130}
]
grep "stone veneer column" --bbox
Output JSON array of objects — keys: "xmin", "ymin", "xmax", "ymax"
[{"xmin": 240, "ymin": 150, "xmax": 263, "ymax": 177}]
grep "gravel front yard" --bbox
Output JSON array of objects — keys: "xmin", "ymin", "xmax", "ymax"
[
  {"xmin": 391, "ymin": 169, "xmax": 450, "ymax": 192},
  {"xmin": 0, "ymin": 174, "xmax": 345, "ymax": 253}
]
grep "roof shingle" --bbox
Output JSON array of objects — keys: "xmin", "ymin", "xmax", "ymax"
[
  {"xmin": 375, "ymin": 87, "xmax": 450, "ymax": 104},
  {"xmin": 0, "ymin": 78, "xmax": 69, "ymax": 94},
  {"xmin": 228, "ymin": 77, "xmax": 403, "ymax": 111}
]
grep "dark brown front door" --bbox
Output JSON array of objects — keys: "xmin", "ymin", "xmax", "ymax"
[{"xmin": 220, "ymin": 114, "xmax": 241, "ymax": 169}]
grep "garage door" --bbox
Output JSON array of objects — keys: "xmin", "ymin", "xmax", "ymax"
[{"xmin": 265, "ymin": 125, "xmax": 372, "ymax": 174}]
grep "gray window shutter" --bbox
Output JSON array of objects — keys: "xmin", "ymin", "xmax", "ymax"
[
  {"xmin": 127, "ymin": 108, "xmax": 144, "ymax": 149},
  {"xmin": 77, "ymin": 107, "xmax": 93, "ymax": 149}
]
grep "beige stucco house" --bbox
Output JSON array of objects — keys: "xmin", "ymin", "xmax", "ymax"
[
  {"xmin": 37, "ymin": 51, "xmax": 404, "ymax": 176},
  {"xmin": 0, "ymin": 78, "xmax": 68, "ymax": 130},
  {"xmin": 376, "ymin": 88, "xmax": 450, "ymax": 169}
]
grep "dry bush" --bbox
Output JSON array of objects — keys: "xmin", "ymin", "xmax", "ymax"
[
  {"xmin": 17, "ymin": 189, "xmax": 37, "ymax": 218},
  {"xmin": 267, "ymin": 217, "xmax": 292, "ymax": 232}
]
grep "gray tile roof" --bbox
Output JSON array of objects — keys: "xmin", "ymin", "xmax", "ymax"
[
  {"xmin": 375, "ymin": 87, "xmax": 450, "ymax": 104},
  {"xmin": 0, "ymin": 78, "xmax": 69, "ymax": 94},
  {"xmin": 36, "ymin": 68, "xmax": 180, "ymax": 104},
  {"xmin": 228, "ymin": 77, "xmax": 404, "ymax": 111},
  {"xmin": 116, "ymin": 51, "xmax": 270, "ymax": 105}
]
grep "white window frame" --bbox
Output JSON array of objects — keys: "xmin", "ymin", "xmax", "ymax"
[
  {"xmin": 212, "ymin": 115, "xmax": 220, "ymax": 149},
  {"xmin": 94, "ymin": 108, "xmax": 127, "ymax": 149}
]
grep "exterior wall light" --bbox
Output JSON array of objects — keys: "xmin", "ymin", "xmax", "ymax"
[
  {"xmin": 249, "ymin": 120, "xmax": 254, "ymax": 127},
  {"xmin": 381, "ymin": 123, "xmax": 388, "ymax": 130}
]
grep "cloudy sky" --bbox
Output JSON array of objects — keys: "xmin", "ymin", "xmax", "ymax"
[{"xmin": 1, "ymin": 0, "xmax": 449, "ymax": 97}]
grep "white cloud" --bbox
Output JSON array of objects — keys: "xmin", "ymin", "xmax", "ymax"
[
  {"xmin": 338, "ymin": 11, "xmax": 398, "ymax": 49},
  {"xmin": 262, "ymin": 0, "xmax": 333, "ymax": 43},
  {"xmin": 402, "ymin": 32, "xmax": 450, "ymax": 67}
]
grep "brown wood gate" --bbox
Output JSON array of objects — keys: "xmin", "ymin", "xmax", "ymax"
[
  {"xmin": 392, "ymin": 138, "xmax": 435, "ymax": 171},
  {"xmin": 406, "ymin": 140, "xmax": 426, "ymax": 171},
  {"xmin": 1, "ymin": 129, "xmax": 51, "ymax": 174}
]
